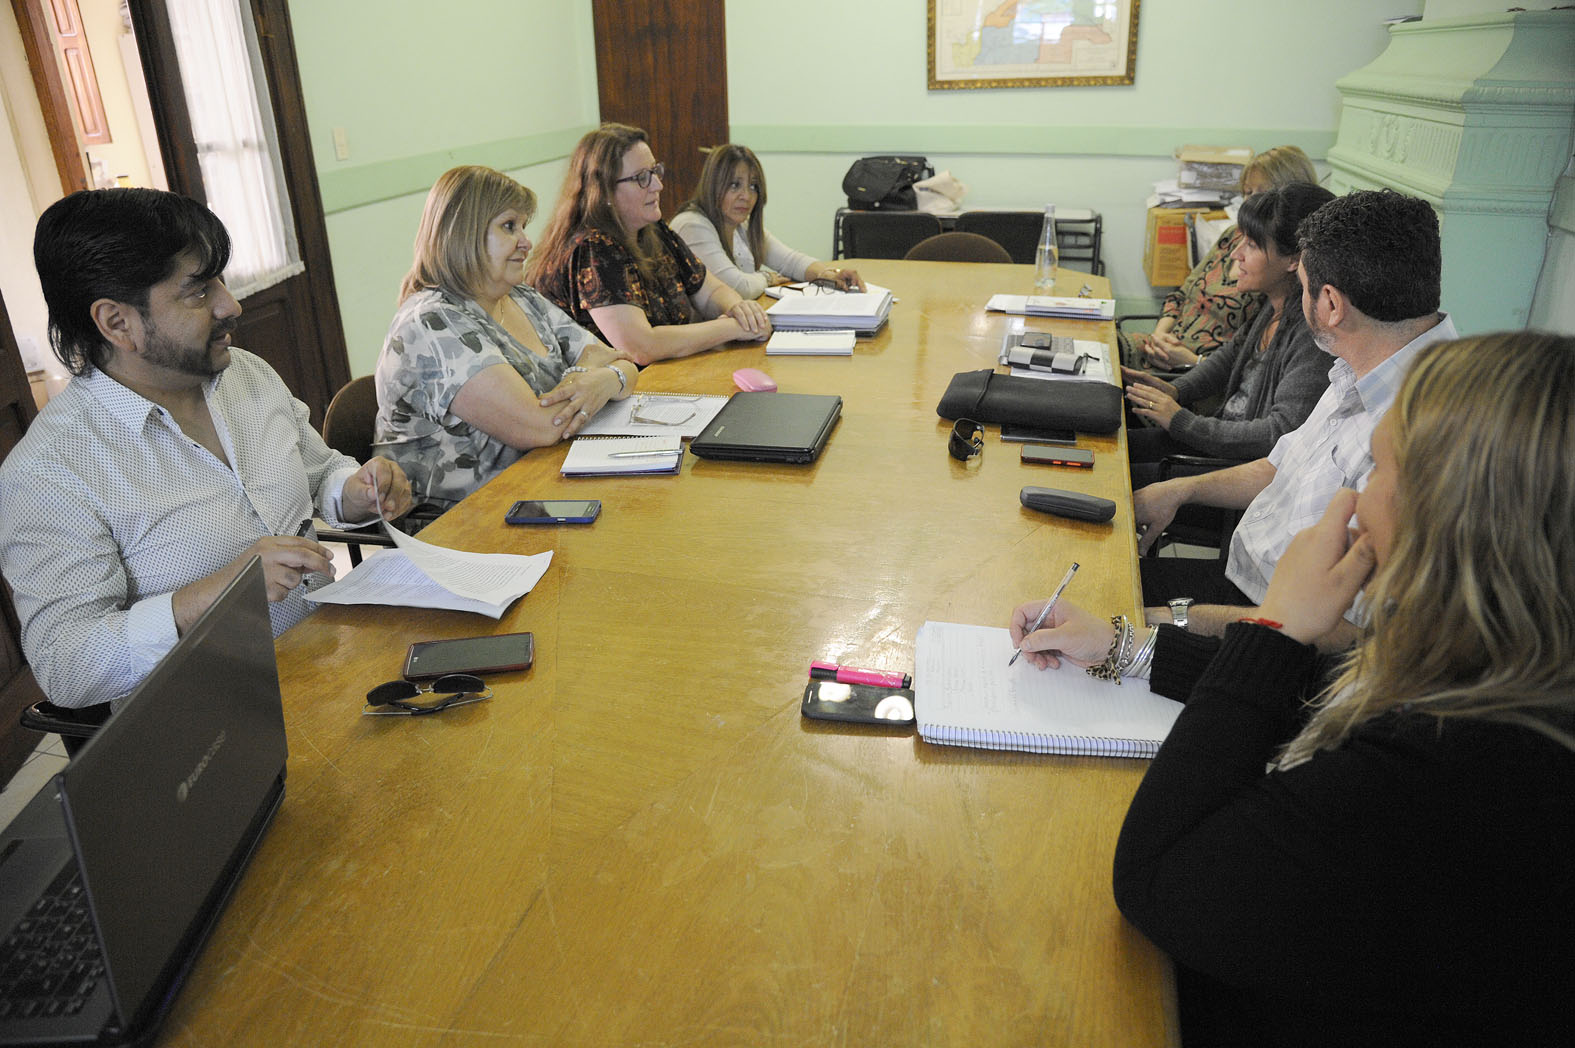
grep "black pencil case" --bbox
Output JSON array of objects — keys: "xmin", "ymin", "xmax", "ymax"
[{"xmin": 935, "ymin": 369, "xmax": 1122, "ymax": 434}]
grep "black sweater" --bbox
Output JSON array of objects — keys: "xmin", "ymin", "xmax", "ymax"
[{"xmin": 1114, "ymin": 623, "xmax": 1575, "ymax": 1047}]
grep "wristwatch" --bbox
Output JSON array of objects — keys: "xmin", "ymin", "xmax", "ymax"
[{"xmin": 1167, "ymin": 597, "xmax": 1194, "ymax": 631}]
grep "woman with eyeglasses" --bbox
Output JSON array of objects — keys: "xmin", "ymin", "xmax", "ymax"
[
  {"xmin": 1012, "ymin": 332, "xmax": 1575, "ymax": 1045},
  {"xmin": 671, "ymin": 143, "xmax": 864, "ymax": 300},
  {"xmin": 528, "ymin": 123, "xmax": 771, "ymax": 366},
  {"xmin": 372, "ymin": 166, "xmax": 638, "ymax": 509}
]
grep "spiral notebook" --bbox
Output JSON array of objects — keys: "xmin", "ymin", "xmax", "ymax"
[
  {"xmin": 913, "ymin": 621, "xmax": 1183, "ymax": 758},
  {"xmin": 560, "ymin": 435, "xmax": 683, "ymax": 476}
]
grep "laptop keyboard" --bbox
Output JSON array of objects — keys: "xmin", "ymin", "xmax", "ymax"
[{"xmin": 0, "ymin": 864, "xmax": 106, "ymax": 1021}]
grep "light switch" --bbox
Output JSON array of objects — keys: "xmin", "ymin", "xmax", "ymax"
[{"xmin": 333, "ymin": 127, "xmax": 349, "ymax": 161}]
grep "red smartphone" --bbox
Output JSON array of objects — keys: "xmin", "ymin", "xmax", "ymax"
[{"xmin": 1021, "ymin": 444, "xmax": 1094, "ymax": 468}]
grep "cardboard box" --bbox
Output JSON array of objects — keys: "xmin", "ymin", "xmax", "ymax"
[
  {"xmin": 1176, "ymin": 145, "xmax": 1253, "ymax": 191},
  {"xmin": 1143, "ymin": 206, "xmax": 1227, "ymax": 287}
]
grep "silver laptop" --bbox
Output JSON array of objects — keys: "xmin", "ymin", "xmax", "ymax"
[{"xmin": 0, "ymin": 557, "xmax": 287, "ymax": 1046}]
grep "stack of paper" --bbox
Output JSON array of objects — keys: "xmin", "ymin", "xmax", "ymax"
[
  {"xmin": 986, "ymin": 294, "xmax": 1115, "ymax": 320},
  {"xmin": 307, "ymin": 522, "xmax": 552, "ymax": 618},
  {"xmin": 560, "ymin": 435, "xmax": 683, "ymax": 476},
  {"xmin": 765, "ymin": 330, "xmax": 856, "ymax": 356},
  {"xmin": 765, "ymin": 284, "xmax": 893, "ymax": 335}
]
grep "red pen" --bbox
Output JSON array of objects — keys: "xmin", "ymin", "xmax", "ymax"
[{"xmin": 809, "ymin": 661, "xmax": 912, "ymax": 690}]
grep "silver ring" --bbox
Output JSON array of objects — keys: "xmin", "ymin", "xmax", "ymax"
[{"xmin": 577, "ymin": 409, "xmax": 588, "ymax": 418}]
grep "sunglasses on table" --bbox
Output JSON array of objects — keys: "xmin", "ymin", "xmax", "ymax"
[
  {"xmin": 363, "ymin": 674, "xmax": 493, "ymax": 716},
  {"xmin": 948, "ymin": 418, "xmax": 984, "ymax": 461},
  {"xmin": 614, "ymin": 162, "xmax": 665, "ymax": 189}
]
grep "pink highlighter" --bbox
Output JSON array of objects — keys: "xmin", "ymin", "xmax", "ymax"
[
  {"xmin": 809, "ymin": 661, "xmax": 913, "ymax": 690},
  {"xmin": 733, "ymin": 367, "xmax": 777, "ymax": 392}
]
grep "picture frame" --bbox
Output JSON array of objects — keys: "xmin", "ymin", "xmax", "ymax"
[{"xmin": 928, "ymin": 0, "xmax": 1141, "ymax": 90}]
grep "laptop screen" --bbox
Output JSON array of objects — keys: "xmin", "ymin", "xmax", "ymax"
[{"xmin": 58, "ymin": 558, "xmax": 287, "ymax": 1029}]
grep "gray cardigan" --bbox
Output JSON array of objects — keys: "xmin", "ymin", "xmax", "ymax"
[{"xmin": 1167, "ymin": 301, "xmax": 1330, "ymax": 460}]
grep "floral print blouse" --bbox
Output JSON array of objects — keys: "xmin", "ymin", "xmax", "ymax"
[
  {"xmin": 372, "ymin": 285, "xmax": 596, "ymax": 508},
  {"xmin": 1131, "ymin": 225, "xmax": 1265, "ymax": 362},
  {"xmin": 534, "ymin": 220, "xmax": 707, "ymax": 345}
]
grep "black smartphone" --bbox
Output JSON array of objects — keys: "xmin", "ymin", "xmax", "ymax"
[
  {"xmin": 1019, "ymin": 332, "xmax": 1057, "ymax": 349},
  {"xmin": 1022, "ymin": 444, "xmax": 1095, "ymax": 468},
  {"xmin": 403, "ymin": 632, "xmax": 534, "ymax": 680},
  {"xmin": 800, "ymin": 679, "xmax": 915, "ymax": 726},
  {"xmin": 1000, "ymin": 424, "xmax": 1076, "ymax": 445},
  {"xmin": 505, "ymin": 499, "xmax": 602, "ymax": 525}
]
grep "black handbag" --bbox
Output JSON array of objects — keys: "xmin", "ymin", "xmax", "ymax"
[
  {"xmin": 936, "ymin": 369, "xmax": 1123, "ymax": 434},
  {"xmin": 842, "ymin": 156, "xmax": 933, "ymax": 211}
]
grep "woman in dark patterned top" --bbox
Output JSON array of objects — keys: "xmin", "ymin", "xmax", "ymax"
[
  {"xmin": 527, "ymin": 123, "xmax": 771, "ymax": 366},
  {"xmin": 1131, "ymin": 146, "xmax": 1319, "ymax": 371}
]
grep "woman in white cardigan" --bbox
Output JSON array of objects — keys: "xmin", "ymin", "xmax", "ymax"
[{"xmin": 671, "ymin": 144, "xmax": 863, "ymax": 299}]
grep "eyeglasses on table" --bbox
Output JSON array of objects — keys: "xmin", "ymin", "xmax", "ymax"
[{"xmin": 363, "ymin": 674, "xmax": 493, "ymax": 716}]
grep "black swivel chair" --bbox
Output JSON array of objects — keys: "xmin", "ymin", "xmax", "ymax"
[
  {"xmin": 953, "ymin": 210, "xmax": 1040, "ymax": 264},
  {"xmin": 840, "ymin": 212, "xmax": 943, "ymax": 260}
]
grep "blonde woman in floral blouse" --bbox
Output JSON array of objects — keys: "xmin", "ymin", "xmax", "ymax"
[
  {"xmin": 373, "ymin": 166, "xmax": 638, "ymax": 509},
  {"xmin": 1132, "ymin": 146, "xmax": 1319, "ymax": 370}
]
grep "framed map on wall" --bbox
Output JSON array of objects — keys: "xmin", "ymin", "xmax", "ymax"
[{"xmin": 928, "ymin": 0, "xmax": 1141, "ymax": 90}]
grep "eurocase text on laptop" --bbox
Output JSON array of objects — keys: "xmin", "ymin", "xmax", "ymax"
[{"xmin": 0, "ymin": 557, "xmax": 287, "ymax": 1047}]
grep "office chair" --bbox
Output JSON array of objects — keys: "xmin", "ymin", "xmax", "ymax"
[
  {"xmin": 953, "ymin": 210, "xmax": 1040, "ymax": 264},
  {"xmin": 904, "ymin": 232, "xmax": 1013, "ymax": 263},
  {"xmin": 840, "ymin": 212, "xmax": 943, "ymax": 260},
  {"xmin": 318, "ymin": 376, "xmax": 444, "ymax": 564},
  {"xmin": 19, "ymin": 700, "xmax": 109, "ymax": 757},
  {"xmin": 1143, "ymin": 453, "xmax": 1247, "ymax": 560}
]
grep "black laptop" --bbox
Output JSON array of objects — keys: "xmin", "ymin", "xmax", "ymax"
[
  {"xmin": 688, "ymin": 392, "xmax": 842, "ymax": 464},
  {"xmin": 0, "ymin": 558, "xmax": 287, "ymax": 1046}
]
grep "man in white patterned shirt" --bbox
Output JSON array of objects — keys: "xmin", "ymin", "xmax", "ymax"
[
  {"xmin": 1134, "ymin": 189, "xmax": 1456, "ymax": 639},
  {"xmin": 0, "ymin": 189, "xmax": 413, "ymax": 708}
]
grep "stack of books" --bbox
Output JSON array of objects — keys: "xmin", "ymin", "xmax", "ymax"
[{"xmin": 765, "ymin": 285, "xmax": 893, "ymax": 337}]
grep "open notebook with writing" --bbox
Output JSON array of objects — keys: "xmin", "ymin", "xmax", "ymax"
[{"xmin": 914, "ymin": 621, "xmax": 1183, "ymax": 757}]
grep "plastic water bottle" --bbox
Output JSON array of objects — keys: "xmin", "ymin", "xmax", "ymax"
[{"xmin": 1034, "ymin": 204, "xmax": 1058, "ymax": 291}]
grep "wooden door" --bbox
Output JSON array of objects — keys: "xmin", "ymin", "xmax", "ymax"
[
  {"xmin": 591, "ymin": 0, "xmax": 728, "ymax": 216},
  {"xmin": 0, "ymin": 291, "xmax": 46, "ymax": 783},
  {"xmin": 125, "ymin": 0, "xmax": 349, "ymax": 424}
]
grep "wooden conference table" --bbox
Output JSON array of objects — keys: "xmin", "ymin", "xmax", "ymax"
[{"xmin": 163, "ymin": 261, "xmax": 1176, "ymax": 1046}]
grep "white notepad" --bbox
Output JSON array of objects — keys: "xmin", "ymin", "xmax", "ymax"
[
  {"xmin": 914, "ymin": 621, "xmax": 1183, "ymax": 758},
  {"xmin": 766, "ymin": 330, "xmax": 856, "ymax": 355},
  {"xmin": 560, "ymin": 435, "xmax": 683, "ymax": 476}
]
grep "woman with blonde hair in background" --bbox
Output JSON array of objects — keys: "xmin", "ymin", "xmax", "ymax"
[
  {"xmin": 671, "ymin": 143, "xmax": 863, "ymax": 299},
  {"xmin": 528, "ymin": 123, "xmax": 770, "ymax": 366},
  {"xmin": 1013, "ymin": 332, "xmax": 1575, "ymax": 1045},
  {"xmin": 1129, "ymin": 145, "xmax": 1319, "ymax": 371},
  {"xmin": 374, "ymin": 165, "xmax": 637, "ymax": 509}
]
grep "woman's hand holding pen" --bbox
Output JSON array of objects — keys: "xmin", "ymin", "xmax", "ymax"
[{"xmin": 1008, "ymin": 598, "xmax": 1116, "ymax": 671}]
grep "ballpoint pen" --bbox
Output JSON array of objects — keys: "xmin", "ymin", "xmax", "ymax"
[{"xmin": 1008, "ymin": 561, "xmax": 1079, "ymax": 667}]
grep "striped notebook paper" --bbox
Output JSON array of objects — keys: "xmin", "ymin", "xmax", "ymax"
[{"xmin": 914, "ymin": 621, "xmax": 1183, "ymax": 758}]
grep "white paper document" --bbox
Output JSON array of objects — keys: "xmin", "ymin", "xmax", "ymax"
[{"xmin": 307, "ymin": 522, "xmax": 552, "ymax": 618}]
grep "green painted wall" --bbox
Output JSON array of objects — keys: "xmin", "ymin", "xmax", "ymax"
[
  {"xmin": 291, "ymin": 0, "xmax": 598, "ymax": 375},
  {"xmin": 291, "ymin": 0, "xmax": 1433, "ymax": 374},
  {"xmin": 724, "ymin": 0, "xmax": 1422, "ymax": 318}
]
